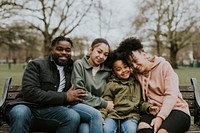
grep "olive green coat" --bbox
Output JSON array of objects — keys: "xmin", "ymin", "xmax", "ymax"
[{"xmin": 101, "ymin": 75, "xmax": 151, "ymax": 120}]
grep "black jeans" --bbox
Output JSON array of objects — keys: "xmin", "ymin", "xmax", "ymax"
[{"xmin": 138, "ymin": 110, "xmax": 190, "ymax": 133}]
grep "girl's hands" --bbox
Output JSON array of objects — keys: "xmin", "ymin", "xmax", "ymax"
[
  {"xmin": 149, "ymin": 106, "xmax": 160, "ymax": 116},
  {"xmin": 102, "ymin": 118, "xmax": 105, "ymax": 124},
  {"xmin": 106, "ymin": 101, "xmax": 114, "ymax": 110}
]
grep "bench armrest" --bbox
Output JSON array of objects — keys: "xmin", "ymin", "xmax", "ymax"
[
  {"xmin": 0, "ymin": 77, "xmax": 12, "ymax": 125},
  {"xmin": 191, "ymin": 78, "xmax": 200, "ymax": 125},
  {"xmin": 0, "ymin": 77, "xmax": 12, "ymax": 108}
]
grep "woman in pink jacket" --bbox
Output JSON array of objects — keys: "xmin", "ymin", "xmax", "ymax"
[{"xmin": 116, "ymin": 37, "xmax": 190, "ymax": 133}]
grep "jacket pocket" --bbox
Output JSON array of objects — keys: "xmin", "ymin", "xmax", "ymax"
[{"xmin": 40, "ymin": 74, "xmax": 57, "ymax": 91}]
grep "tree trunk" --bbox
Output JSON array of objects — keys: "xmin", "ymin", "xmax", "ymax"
[
  {"xmin": 43, "ymin": 35, "xmax": 52, "ymax": 57},
  {"xmin": 170, "ymin": 45, "xmax": 178, "ymax": 69}
]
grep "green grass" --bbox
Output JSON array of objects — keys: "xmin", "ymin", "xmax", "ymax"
[
  {"xmin": 0, "ymin": 64, "xmax": 200, "ymax": 97},
  {"xmin": 0, "ymin": 64, "xmax": 24, "ymax": 96},
  {"xmin": 175, "ymin": 67, "xmax": 200, "ymax": 85}
]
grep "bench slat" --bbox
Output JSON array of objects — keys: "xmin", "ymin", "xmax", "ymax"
[
  {"xmin": 182, "ymin": 92, "xmax": 195, "ymax": 99},
  {"xmin": 179, "ymin": 86, "xmax": 194, "ymax": 92},
  {"xmin": 8, "ymin": 86, "xmax": 21, "ymax": 91}
]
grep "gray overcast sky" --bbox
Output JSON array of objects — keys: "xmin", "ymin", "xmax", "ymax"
[
  {"xmin": 4, "ymin": 0, "xmax": 137, "ymax": 48},
  {"xmin": 71, "ymin": 0, "xmax": 138, "ymax": 48}
]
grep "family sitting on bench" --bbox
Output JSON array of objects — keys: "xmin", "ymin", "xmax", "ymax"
[{"xmin": 5, "ymin": 36, "xmax": 190, "ymax": 133}]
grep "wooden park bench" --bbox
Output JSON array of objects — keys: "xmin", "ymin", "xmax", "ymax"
[{"xmin": 0, "ymin": 77, "xmax": 200, "ymax": 133}]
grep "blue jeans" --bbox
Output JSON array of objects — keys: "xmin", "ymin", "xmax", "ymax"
[
  {"xmin": 8, "ymin": 104, "xmax": 80, "ymax": 133},
  {"xmin": 103, "ymin": 118, "xmax": 138, "ymax": 133},
  {"xmin": 71, "ymin": 103, "xmax": 103, "ymax": 133},
  {"xmin": 79, "ymin": 122, "xmax": 89, "ymax": 133}
]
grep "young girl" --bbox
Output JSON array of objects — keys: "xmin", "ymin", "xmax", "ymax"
[
  {"xmin": 116, "ymin": 37, "xmax": 191, "ymax": 133},
  {"xmin": 101, "ymin": 51, "xmax": 156, "ymax": 133},
  {"xmin": 71, "ymin": 38, "xmax": 114, "ymax": 133}
]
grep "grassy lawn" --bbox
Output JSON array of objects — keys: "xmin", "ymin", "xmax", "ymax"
[
  {"xmin": 175, "ymin": 67, "xmax": 200, "ymax": 85},
  {"xmin": 0, "ymin": 64, "xmax": 25, "ymax": 96},
  {"xmin": 0, "ymin": 64, "xmax": 200, "ymax": 97}
]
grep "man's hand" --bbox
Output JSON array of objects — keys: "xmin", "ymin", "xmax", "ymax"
[
  {"xmin": 65, "ymin": 84, "xmax": 87, "ymax": 102},
  {"xmin": 106, "ymin": 101, "xmax": 114, "ymax": 110}
]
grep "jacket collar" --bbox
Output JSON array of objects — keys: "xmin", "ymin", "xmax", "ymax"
[
  {"xmin": 109, "ymin": 74, "xmax": 135, "ymax": 85},
  {"xmin": 82, "ymin": 55, "xmax": 111, "ymax": 71}
]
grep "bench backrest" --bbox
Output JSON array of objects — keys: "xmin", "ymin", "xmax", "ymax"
[
  {"xmin": 179, "ymin": 78, "xmax": 200, "ymax": 124},
  {"xmin": 6, "ymin": 85, "xmax": 21, "ymax": 104},
  {"xmin": 179, "ymin": 82, "xmax": 195, "ymax": 116}
]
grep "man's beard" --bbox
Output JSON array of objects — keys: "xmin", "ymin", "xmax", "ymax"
[
  {"xmin": 53, "ymin": 56, "xmax": 70, "ymax": 66},
  {"xmin": 55, "ymin": 60, "xmax": 68, "ymax": 66}
]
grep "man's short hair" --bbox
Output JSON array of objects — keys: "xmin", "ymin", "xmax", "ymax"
[{"xmin": 51, "ymin": 36, "xmax": 73, "ymax": 47}]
